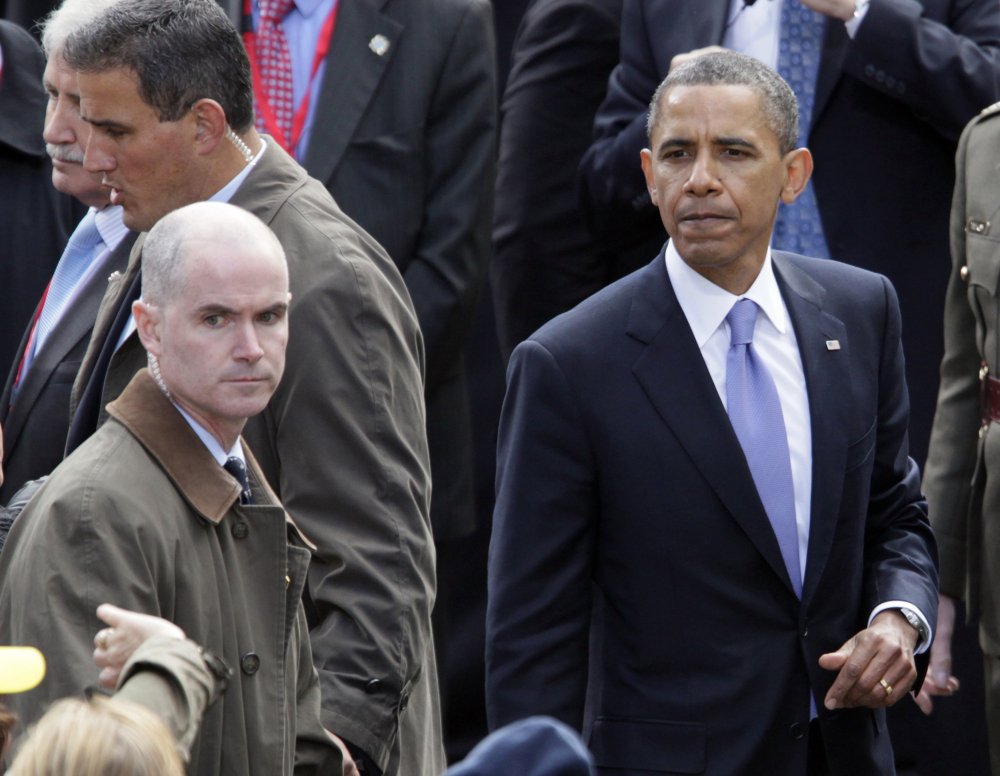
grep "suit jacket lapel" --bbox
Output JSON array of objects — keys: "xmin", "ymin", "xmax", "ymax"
[
  {"xmin": 628, "ymin": 253, "xmax": 798, "ymax": 597},
  {"xmin": 772, "ymin": 253, "xmax": 851, "ymax": 610},
  {"xmin": 301, "ymin": 0, "xmax": 403, "ymax": 184},
  {"xmin": 813, "ymin": 20, "xmax": 850, "ymax": 131}
]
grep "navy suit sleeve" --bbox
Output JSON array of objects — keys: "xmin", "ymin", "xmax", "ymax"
[
  {"xmin": 844, "ymin": 0, "xmax": 1000, "ymax": 142},
  {"xmin": 486, "ymin": 339, "xmax": 598, "ymax": 732},
  {"xmin": 863, "ymin": 276, "xmax": 939, "ymax": 645},
  {"xmin": 576, "ymin": 0, "xmax": 666, "ymax": 250}
]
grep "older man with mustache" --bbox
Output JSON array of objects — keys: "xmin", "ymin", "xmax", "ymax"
[{"xmin": 0, "ymin": 0, "xmax": 137, "ymax": 504}]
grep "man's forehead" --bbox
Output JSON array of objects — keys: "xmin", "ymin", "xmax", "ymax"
[{"xmin": 652, "ymin": 84, "xmax": 771, "ymax": 141}]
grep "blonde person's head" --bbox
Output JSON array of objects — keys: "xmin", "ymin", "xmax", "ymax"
[{"xmin": 8, "ymin": 696, "xmax": 182, "ymax": 776}]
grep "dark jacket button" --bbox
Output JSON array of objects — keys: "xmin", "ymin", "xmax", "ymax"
[
  {"xmin": 232, "ymin": 521, "xmax": 249, "ymax": 539},
  {"xmin": 865, "ymin": 64, "xmax": 875, "ymax": 77},
  {"xmin": 400, "ymin": 691, "xmax": 410, "ymax": 711},
  {"xmin": 241, "ymin": 653, "xmax": 260, "ymax": 675},
  {"xmin": 365, "ymin": 679, "xmax": 382, "ymax": 694},
  {"xmin": 789, "ymin": 722, "xmax": 804, "ymax": 740}
]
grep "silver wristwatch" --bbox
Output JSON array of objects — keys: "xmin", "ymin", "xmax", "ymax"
[
  {"xmin": 854, "ymin": 0, "xmax": 871, "ymax": 18},
  {"xmin": 899, "ymin": 607, "xmax": 928, "ymax": 646}
]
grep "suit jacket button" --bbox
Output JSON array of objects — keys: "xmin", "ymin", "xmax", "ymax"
[
  {"xmin": 789, "ymin": 722, "xmax": 804, "ymax": 740},
  {"xmin": 231, "ymin": 521, "xmax": 249, "ymax": 539},
  {"xmin": 876, "ymin": 69, "xmax": 886, "ymax": 83},
  {"xmin": 365, "ymin": 679, "xmax": 383, "ymax": 694},
  {"xmin": 241, "ymin": 653, "xmax": 260, "ymax": 675},
  {"xmin": 865, "ymin": 64, "xmax": 875, "ymax": 77}
]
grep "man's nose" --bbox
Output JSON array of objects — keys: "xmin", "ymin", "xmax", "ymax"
[
  {"xmin": 42, "ymin": 101, "xmax": 76, "ymax": 146},
  {"xmin": 233, "ymin": 323, "xmax": 265, "ymax": 362},
  {"xmin": 685, "ymin": 150, "xmax": 719, "ymax": 196},
  {"xmin": 83, "ymin": 133, "xmax": 115, "ymax": 173}
]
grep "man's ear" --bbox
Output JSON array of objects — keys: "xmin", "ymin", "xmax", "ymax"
[
  {"xmin": 191, "ymin": 98, "xmax": 227, "ymax": 157},
  {"xmin": 779, "ymin": 147, "xmax": 814, "ymax": 205},
  {"xmin": 133, "ymin": 300, "xmax": 163, "ymax": 358},
  {"xmin": 641, "ymin": 148, "xmax": 660, "ymax": 206}
]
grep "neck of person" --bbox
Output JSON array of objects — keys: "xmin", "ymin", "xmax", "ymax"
[
  {"xmin": 690, "ymin": 236, "xmax": 770, "ymax": 296},
  {"xmin": 202, "ymin": 128, "xmax": 264, "ymax": 198},
  {"xmin": 173, "ymin": 397, "xmax": 246, "ymax": 453}
]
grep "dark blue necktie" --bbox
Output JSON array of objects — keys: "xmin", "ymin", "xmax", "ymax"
[
  {"xmin": 725, "ymin": 299, "xmax": 801, "ymax": 598},
  {"xmin": 224, "ymin": 457, "xmax": 254, "ymax": 505},
  {"xmin": 773, "ymin": 1, "xmax": 830, "ymax": 259}
]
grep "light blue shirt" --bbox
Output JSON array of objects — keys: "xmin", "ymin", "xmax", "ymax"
[
  {"xmin": 251, "ymin": 0, "xmax": 339, "ymax": 160},
  {"xmin": 173, "ymin": 402, "xmax": 246, "ymax": 468}
]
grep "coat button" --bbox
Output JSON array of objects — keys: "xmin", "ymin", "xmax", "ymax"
[
  {"xmin": 365, "ymin": 679, "xmax": 382, "ymax": 694},
  {"xmin": 400, "ymin": 691, "xmax": 410, "ymax": 712},
  {"xmin": 961, "ymin": 265, "xmax": 969, "ymax": 281},
  {"xmin": 789, "ymin": 722, "xmax": 804, "ymax": 740},
  {"xmin": 241, "ymin": 653, "xmax": 260, "ymax": 675},
  {"xmin": 885, "ymin": 76, "xmax": 895, "ymax": 89},
  {"xmin": 865, "ymin": 64, "xmax": 875, "ymax": 77},
  {"xmin": 875, "ymin": 70, "xmax": 886, "ymax": 83},
  {"xmin": 231, "ymin": 521, "xmax": 249, "ymax": 539}
]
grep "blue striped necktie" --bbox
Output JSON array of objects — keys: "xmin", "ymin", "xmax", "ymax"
[
  {"xmin": 773, "ymin": 1, "xmax": 830, "ymax": 260},
  {"xmin": 725, "ymin": 299, "xmax": 802, "ymax": 598},
  {"xmin": 35, "ymin": 209, "xmax": 103, "ymax": 351}
]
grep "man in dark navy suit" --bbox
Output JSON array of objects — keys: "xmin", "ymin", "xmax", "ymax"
[{"xmin": 486, "ymin": 52, "xmax": 938, "ymax": 775}]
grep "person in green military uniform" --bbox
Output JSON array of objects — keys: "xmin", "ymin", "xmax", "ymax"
[{"xmin": 922, "ymin": 99, "xmax": 1000, "ymax": 773}]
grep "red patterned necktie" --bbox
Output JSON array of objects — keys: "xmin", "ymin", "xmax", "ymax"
[{"xmin": 254, "ymin": 0, "xmax": 296, "ymax": 150}]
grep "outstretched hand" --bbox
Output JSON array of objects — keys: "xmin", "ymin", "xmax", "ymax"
[
  {"xmin": 820, "ymin": 609, "xmax": 919, "ymax": 710},
  {"xmin": 93, "ymin": 603, "xmax": 186, "ymax": 689}
]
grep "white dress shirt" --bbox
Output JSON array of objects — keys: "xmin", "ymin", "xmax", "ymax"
[
  {"xmin": 173, "ymin": 402, "xmax": 246, "ymax": 468},
  {"xmin": 723, "ymin": 0, "xmax": 869, "ymax": 66},
  {"xmin": 116, "ymin": 140, "xmax": 267, "ymax": 350},
  {"xmin": 664, "ymin": 241, "xmax": 930, "ymax": 652}
]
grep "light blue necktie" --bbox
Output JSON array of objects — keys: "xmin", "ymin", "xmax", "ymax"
[
  {"xmin": 773, "ymin": 1, "xmax": 830, "ymax": 260},
  {"xmin": 726, "ymin": 299, "xmax": 802, "ymax": 598},
  {"xmin": 35, "ymin": 210, "xmax": 103, "ymax": 352}
]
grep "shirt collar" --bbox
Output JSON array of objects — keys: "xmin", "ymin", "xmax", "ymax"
[
  {"xmin": 93, "ymin": 204, "xmax": 129, "ymax": 251},
  {"xmin": 208, "ymin": 138, "xmax": 267, "ymax": 204},
  {"xmin": 172, "ymin": 401, "xmax": 246, "ymax": 468},
  {"xmin": 664, "ymin": 239, "xmax": 787, "ymax": 348}
]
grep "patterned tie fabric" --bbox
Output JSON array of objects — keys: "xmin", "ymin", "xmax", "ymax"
[
  {"xmin": 725, "ymin": 299, "xmax": 802, "ymax": 598},
  {"xmin": 224, "ymin": 457, "xmax": 254, "ymax": 505},
  {"xmin": 35, "ymin": 209, "xmax": 103, "ymax": 353},
  {"xmin": 772, "ymin": 1, "xmax": 830, "ymax": 260},
  {"xmin": 254, "ymin": 0, "xmax": 296, "ymax": 150}
]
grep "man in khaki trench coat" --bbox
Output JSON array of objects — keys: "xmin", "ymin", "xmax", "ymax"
[
  {"xmin": 923, "ymin": 100, "xmax": 1000, "ymax": 774},
  {"xmin": 57, "ymin": 1, "xmax": 441, "ymax": 773},
  {"xmin": 0, "ymin": 202, "xmax": 342, "ymax": 774}
]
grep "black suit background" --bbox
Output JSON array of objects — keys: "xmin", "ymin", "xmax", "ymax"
[{"xmin": 0, "ymin": 21, "xmax": 84, "ymax": 383}]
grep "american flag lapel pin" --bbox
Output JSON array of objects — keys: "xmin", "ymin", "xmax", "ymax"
[{"xmin": 826, "ymin": 340, "xmax": 841, "ymax": 351}]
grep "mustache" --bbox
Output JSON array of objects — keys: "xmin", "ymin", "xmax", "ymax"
[{"xmin": 46, "ymin": 143, "xmax": 85, "ymax": 164}]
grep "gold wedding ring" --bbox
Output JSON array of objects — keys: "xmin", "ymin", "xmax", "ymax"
[
  {"xmin": 880, "ymin": 678, "xmax": 893, "ymax": 696},
  {"xmin": 97, "ymin": 630, "xmax": 108, "ymax": 650}
]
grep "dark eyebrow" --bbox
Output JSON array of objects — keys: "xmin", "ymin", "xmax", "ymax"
[
  {"xmin": 81, "ymin": 116, "xmax": 129, "ymax": 131},
  {"xmin": 195, "ymin": 302, "xmax": 290, "ymax": 316},
  {"xmin": 657, "ymin": 137, "xmax": 695, "ymax": 154},
  {"xmin": 715, "ymin": 136, "xmax": 758, "ymax": 151}
]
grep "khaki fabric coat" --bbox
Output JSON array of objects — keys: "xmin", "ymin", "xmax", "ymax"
[
  {"xmin": 926, "ymin": 103, "xmax": 1000, "ymax": 650},
  {"xmin": 68, "ymin": 140, "xmax": 442, "ymax": 775},
  {"xmin": 0, "ymin": 370, "xmax": 341, "ymax": 775}
]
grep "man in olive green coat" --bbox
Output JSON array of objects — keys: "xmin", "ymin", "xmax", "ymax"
[
  {"xmin": 923, "ymin": 100, "xmax": 1000, "ymax": 773},
  {"xmin": 0, "ymin": 202, "xmax": 341, "ymax": 775},
  {"xmin": 58, "ymin": 1, "xmax": 442, "ymax": 774}
]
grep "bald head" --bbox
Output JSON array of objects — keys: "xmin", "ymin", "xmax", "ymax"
[
  {"xmin": 142, "ymin": 202, "xmax": 287, "ymax": 307},
  {"xmin": 134, "ymin": 202, "xmax": 291, "ymax": 450}
]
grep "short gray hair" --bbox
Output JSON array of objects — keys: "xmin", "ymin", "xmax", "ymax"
[
  {"xmin": 39, "ymin": 0, "xmax": 125, "ymax": 60},
  {"xmin": 142, "ymin": 202, "xmax": 286, "ymax": 306},
  {"xmin": 646, "ymin": 51, "xmax": 800, "ymax": 156}
]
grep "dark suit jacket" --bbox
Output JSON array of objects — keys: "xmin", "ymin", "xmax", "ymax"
[
  {"xmin": 486, "ymin": 250, "xmax": 938, "ymax": 775},
  {"xmin": 300, "ymin": 0, "xmax": 497, "ymax": 539},
  {"xmin": 0, "ymin": 231, "xmax": 136, "ymax": 502},
  {"xmin": 578, "ymin": 0, "xmax": 1000, "ymax": 467},
  {"xmin": 0, "ymin": 21, "xmax": 85, "ymax": 382}
]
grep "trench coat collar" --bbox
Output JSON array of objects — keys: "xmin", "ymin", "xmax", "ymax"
[{"xmin": 106, "ymin": 370, "xmax": 314, "ymax": 548}]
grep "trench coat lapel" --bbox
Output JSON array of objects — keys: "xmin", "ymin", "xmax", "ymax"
[
  {"xmin": 300, "ymin": 0, "xmax": 403, "ymax": 184},
  {"xmin": 771, "ymin": 253, "xmax": 851, "ymax": 611},
  {"xmin": 628, "ymin": 252, "xmax": 798, "ymax": 597}
]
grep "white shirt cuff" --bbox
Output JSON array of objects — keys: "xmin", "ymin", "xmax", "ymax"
[
  {"xmin": 845, "ymin": 3, "xmax": 869, "ymax": 38},
  {"xmin": 868, "ymin": 601, "xmax": 932, "ymax": 654}
]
